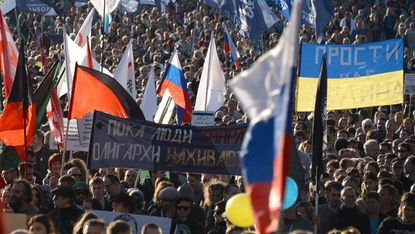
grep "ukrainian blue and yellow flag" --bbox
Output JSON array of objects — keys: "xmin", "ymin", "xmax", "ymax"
[{"xmin": 296, "ymin": 39, "xmax": 404, "ymax": 112}]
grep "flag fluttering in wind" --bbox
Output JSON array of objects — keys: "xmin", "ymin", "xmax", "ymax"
[
  {"xmin": 140, "ymin": 67, "xmax": 157, "ymax": 121},
  {"xmin": 90, "ymin": 0, "xmax": 120, "ymax": 17},
  {"xmin": 194, "ymin": 33, "xmax": 226, "ymax": 112},
  {"xmin": 113, "ymin": 39, "xmax": 137, "ymax": 100},
  {"xmin": 157, "ymin": 50, "xmax": 192, "ymax": 125},
  {"xmin": 47, "ymin": 89, "xmax": 64, "ymax": 148},
  {"xmin": 74, "ymin": 8, "xmax": 95, "ymax": 47},
  {"xmin": 68, "ymin": 65, "xmax": 144, "ymax": 120},
  {"xmin": 311, "ymin": 54, "xmax": 327, "ymax": 191},
  {"xmin": 0, "ymin": 44, "xmax": 36, "ymax": 147},
  {"xmin": 201, "ymin": 0, "xmax": 279, "ymax": 42},
  {"xmin": 58, "ymin": 30, "xmax": 112, "ymax": 98},
  {"xmin": 33, "ymin": 62, "xmax": 62, "ymax": 129},
  {"xmin": 223, "ymin": 25, "xmax": 240, "ymax": 69},
  {"xmin": 0, "ymin": 10, "xmax": 18, "ymax": 98},
  {"xmin": 230, "ymin": 0, "xmax": 302, "ymax": 232}
]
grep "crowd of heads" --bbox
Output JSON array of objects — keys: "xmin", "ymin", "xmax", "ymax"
[{"xmin": 1, "ymin": 0, "xmax": 415, "ymax": 233}]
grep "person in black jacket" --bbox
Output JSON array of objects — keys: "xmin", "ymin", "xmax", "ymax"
[
  {"xmin": 329, "ymin": 186, "xmax": 371, "ymax": 234},
  {"xmin": 378, "ymin": 192, "xmax": 415, "ymax": 234},
  {"xmin": 47, "ymin": 186, "xmax": 84, "ymax": 234}
]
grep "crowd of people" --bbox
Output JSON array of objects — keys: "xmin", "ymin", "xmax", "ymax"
[{"xmin": 1, "ymin": 0, "xmax": 415, "ymax": 233}]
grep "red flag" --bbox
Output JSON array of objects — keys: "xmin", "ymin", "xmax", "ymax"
[
  {"xmin": 68, "ymin": 65, "xmax": 144, "ymax": 120},
  {"xmin": 47, "ymin": 89, "xmax": 64, "ymax": 148},
  {"xmin": 0, "ymin": 10, "xmax": 18, "ymax": 98},
  {"xmin": 0, "ymin": 44, "xmax": 36, "ymax": 147}
]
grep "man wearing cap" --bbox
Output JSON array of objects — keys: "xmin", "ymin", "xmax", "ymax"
[
  {"xmin": 47, "ymin": 186, "xmax": 84, "ymax": 233},
  {"xmin": 150, "ymin": 187, "xmax": 179, "ymax": 219},
  {"xmin": 177, "ymin": 183, "xmax": 206, "ymax": 225},
  {"xmin": 9, "ymin": 179, "xmax": 39, "ymax": 215}
]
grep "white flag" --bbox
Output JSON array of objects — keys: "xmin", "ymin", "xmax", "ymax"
[
  {"xmin": 58, "ymin": 29, "xmax": 85, "ymax": 99},
  {"xmin": 194, "ymin": 33, "xmax": 226, "ymax": 112},
  {"xmin": 74, "ymin": 8, "xmax": 95, "ymax": 47},
  {"xmin": 90, "ymin": 0, "xmax": 120, "ymax": 17},
  {"xmin": 1, "ymin": 0, "xmax": 15, "ymax": 15},
  {"xmin": 113, "ymin": 39, "xmax": 137, "ymax": 99},
  {"xmin": 140, "ymin": 67, "xmax": 158, "ymax": 121},
  {"xmin": 230, "ymin": 0, "xmax": 301, "ymax": 120},
  {"xmin": 58, "ymin": 31, "xmax": 112, "ymax": 98}
]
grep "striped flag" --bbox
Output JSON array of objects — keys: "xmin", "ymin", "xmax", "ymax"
[
  {"xmin": 223, "ymin": 25, "xmax": 240, "ymax": 69},
  {"xmin": 230, "ymin": 0, "xmax": 301, "ymax": 232},
  {"xmin": 157, "ymin": 50, "xmax": 192, "ymax": 125}
]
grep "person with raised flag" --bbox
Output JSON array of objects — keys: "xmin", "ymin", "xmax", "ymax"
[
  {"xmin": 223, "ymin": 25, "xmax": 240, "ymax": 69},
  {"xmin": 230, "ymin": 0, "xmax": 302, "ymax": 232},
  {"xmin": 157, "ymin": 50, "xmax": 192, "ymax": 125}
]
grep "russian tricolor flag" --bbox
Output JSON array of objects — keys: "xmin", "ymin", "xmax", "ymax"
[
  {"xmin": 230, "ymin": 0, "xmax": 302, "ymax": 232},
  {"xmin": 157, "ymin": 50, "xmax": 192, "ymax": 125},
  {"xmin": 223, "ymin": 25, "xmax": 240, "ymax": 69}
]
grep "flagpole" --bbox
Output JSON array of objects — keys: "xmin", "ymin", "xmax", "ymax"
[
  {"xmin": 23, "ymin": 68, "xmax": 28, "ymax": 180},
  {"xmin": 60, "ymin": 118, "xmax": 70, "ymax": 176},
  {"xmin": 314, "ymin": 168, "xmax": 319, "ymax": 234},
  {"xmin": 100, "ymin": 0, "xmax": 107, "ymax": 73},
  {"xmin": 13, "ymin": 8, "xmax": 21, "ymax": 42}
]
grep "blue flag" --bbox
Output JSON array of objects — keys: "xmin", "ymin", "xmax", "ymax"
[
  {"xmin": 314, "ymin": 0, "xmax": 334, "ymax": 42},
  {"xmin": 16, "ymin": 0, "xmax": 57, "ymax": 15},
  {"xmin": 266, "ymin": 0, "xmax": 293, "ymax": 20},
  {"xmin": 266, "ymin": 0, "xmax": 332, "ymax": 41},
  {"xmin": 207, "ymin": 0, "xmax": 279, "ymax": 42},
  {"xmin": 154, "ymin": 0, "xmax": 171, "ymax": 12}
]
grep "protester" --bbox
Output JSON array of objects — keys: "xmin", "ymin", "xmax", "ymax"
[{"xmin": 1, "ymin": 0, "xmax": 415, "ymax": 233}]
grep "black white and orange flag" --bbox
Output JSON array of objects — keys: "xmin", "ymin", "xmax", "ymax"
[
  {"xmin": 68, "ymin": 65, "xmax": 144, "ymax": 120},
  {"xmin": 0, "ymin": 44, "xmax": 36, "ymax": 146}
]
